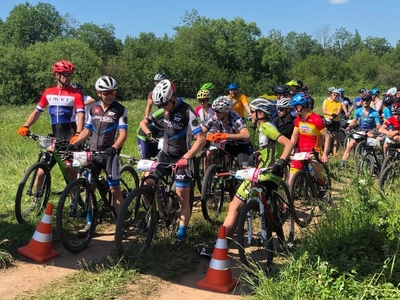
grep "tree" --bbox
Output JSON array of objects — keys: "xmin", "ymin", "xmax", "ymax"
[{"xmin": 0, "ymin": 2, "xmax": 64, "ymax": 48}]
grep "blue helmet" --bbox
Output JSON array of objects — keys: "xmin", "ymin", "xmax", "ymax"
[
  {"xmin": 290, "ymin": 93, "xmax": 310, "ymax": 107},
  {"xmin": 370, "ymin": 88, "xmax": 380, "ymax": 95},
  {"xmin": 228, "ymin": 82, "xmax": 239, "ymax": 90},
  {"xmin": 338, "ymin": 88, "xmax": 345, "ymax": 94}
]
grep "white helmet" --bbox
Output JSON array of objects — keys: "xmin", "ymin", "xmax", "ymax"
[
  {"xmin": 152, "ymin": 79, "xmax": 173, "ymax": 106},
  {"xmin": 212, "ymin": 96, "xmax": 233, "ymax": 112},
  {"xmin": 276, "ymin": 98, "xmax": 291, "ymax": 108},
  {"xmin": 327, "ymin": 86, "xmax": 336, "ymax": 93},
  {"xmin": 250, "ymin": 98, "xmax": 276, "ymax": 116},
  {"xmin": 386, "ymin": 87, "xmax": 397, "ymax": 96},
  {"xmin": 153, "ymin": 73, "xmax": 168, "ymax": 81},
  {"xmin": 95, "ymin": 76, "xmax": 118, "ymax": 91}
]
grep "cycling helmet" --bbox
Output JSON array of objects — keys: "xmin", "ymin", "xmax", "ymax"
[
  {"xmin": 332, "ymin": 88, "xmax": 341, "ymax": 95},
  {"xmin": 276, "ymin": 98, "xmax": 291, "ymax": 108},
  {"xmin": 71, "ymin": 82, "xmax": 82, "ymax": 90},
  {"xmin": 200, "ymin": 82, "xmax": 215, "ymax": 90},
  {"xmin": 95, "ymin": 76, "xmax": 118, "ymax": 91},
  {"xmin": 249, "ymin": 98, "xmax": 276, "ymax": 116},
  {"xmin": 197, "ymin": 89, "xmax": 211, "ymax": 99},
  {"xmin": 273, "ymin": 85, "xmax": 290, "ymax": 95},
  {"xmin": 361, "ymin": 93, "xmax": 372, "ymax": 102},
  {"xmin": 153, "ymin": 73, "xmax": 168, "ymax": 81},
  {"xmin": 386, "ymin": 87, "xmax": 397, "ymax": 96},
  {"xmin": 358, "ymin": 87, "xmax": 367, "ymax": 93},
  {"xmin": 384, "ymin": 95, "xmax": 395, "ymax": 107},
  {"xmin": 370, "ymin": 88, "xmax": 380, "ymax": 95},
  {"xmin": 392, "ymin": 102, "xmax": 400, "ymax": 115},
  {"xmin": 152, "ymin": 79, "xmax": 173, "ymax": 106},
  {"xmin": 228, "ymin": 82, "xmax": 239, "ymax": 90},
  {"xmin": 328, "ymin": 86, "xmax": 336, "ymax": 93},
  {"xmin": 286, "ymin": 80, "xmax": 301, "ymax": 87},
  {"xmin": 338, "ymin": 88, "xmax": 345, "ymax": 94},
  {"xmin": 212, "ymin": 96, "xmax": 233, "ymax": 112},
  {"xmin": 290, "ymin": 93, "xmax": 310, "ymax": 107},
  {"xmin": 53, "ymin": 60, "xmax": 75, "ymax": 73}
]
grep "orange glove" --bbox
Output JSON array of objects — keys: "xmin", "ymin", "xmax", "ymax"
[
  {"xmin": 206, "ymin": 133, "xmax": 228, "ymax": 143},
  {"xmin": 70, "ymin": 134, "xmax": 79, "ymax": 144},
  {"xmin": 17, "ymin": 126, "xmax": 30, "ymax": 137}
]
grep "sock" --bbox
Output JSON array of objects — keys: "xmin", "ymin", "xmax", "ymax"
[
  {"xmin": 177, "ymin": 225, "xmax": 187, "ymax": 241},
  {"xmin": 340, "ymin": 160, "xmax": 345, "ymax": 167}
]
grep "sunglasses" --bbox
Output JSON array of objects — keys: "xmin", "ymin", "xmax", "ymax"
[
  {"xmin": 278, "ymin": 107, "xmax": 287, "ymax": 111},
  {"xmin": 60, "ymin": 72, "xmax": 73, "ymax": 77},
  {"xmin": 199, "ymin": 99, "xmax": 209, "ymax": 103},
  {"xmin": 101, "ymin": 90, "xmax": 117, "ymax": 96},
  {"xmin": 213, "ymin": 109, "xmax": 224, "ymax": 114},
  {"xmin": 157, "ymin": 100, "xmax": 171, "ymax": 108}
]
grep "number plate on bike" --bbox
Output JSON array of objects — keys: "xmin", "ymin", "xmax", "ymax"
[
  {"xmin": 137, "ymin": 159, "xmax": 159, "ymax": 172},
  {"xmin": 292, "ymin": 152, "xmax": 310, "ymax": 161},
  {"xmin": 367, "ymin": 138, "xmax": 380, "ymax": 147},
  {"xmin": 72, "ymin": 151, "xmax": 92, "ymax": 167},
  {"xmin": 38, "ymin": 136, "xmax": 56, "ymax": 151},
  {"xmin": 235, "ymin": 168, "xmax": 260, "ymax": 182},
  {"xmin": 209, "ymin": 140, "xmax": 226, "ymax": 150}
]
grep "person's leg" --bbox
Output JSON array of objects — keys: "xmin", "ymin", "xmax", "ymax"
[
  {"xmin": 340, "ymin": 139, "xmax": 356, "ymax": 167},
  {"xmin": 222, "ymin": 196, "xmax": 246, "ymax": 238}
]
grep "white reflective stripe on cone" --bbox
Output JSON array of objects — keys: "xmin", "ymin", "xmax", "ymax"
[
  {"xmin": 41, "ymin": 214, "xmax": 52, "ymax": 224},
  {"xmin": 209, "ymin": 258, "xmax": 230, "ymax": 270},
  {"xmin": 214, "ymin": 237, "xmax": 227, "ymax": 249},
  {"xmin": 32, "ymin": 231, "xmax": 52, "ymax": 243}
]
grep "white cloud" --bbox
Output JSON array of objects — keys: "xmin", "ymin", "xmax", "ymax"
[{"xmin": 329, "ymin": 0, "xmax": 349, "ymax": 4}]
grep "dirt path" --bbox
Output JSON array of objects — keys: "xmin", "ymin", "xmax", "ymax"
[{"xmin": 0, "ymin": 229, "xmax": 245, "ymax": 300}]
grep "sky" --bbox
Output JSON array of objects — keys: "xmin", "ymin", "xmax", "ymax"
[{"xmin": 1, "ymin": 0, "xmax": 400, "ymax": 47}]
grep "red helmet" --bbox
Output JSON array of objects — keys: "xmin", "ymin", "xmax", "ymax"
[{"xmin": 52, "ymin": 60, "xmax": 75, "ymax": 73}]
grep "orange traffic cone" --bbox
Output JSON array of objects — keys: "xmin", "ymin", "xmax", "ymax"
[
  {"xmin": 197, "ymin": 226, "xmax": 238, "ymax": 293},
  {"xmin": 18, "ymin": 203, "xmax": 59, "ymax": 263}
]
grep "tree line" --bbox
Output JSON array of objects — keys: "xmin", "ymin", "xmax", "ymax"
[{"xmin": 1, "ymin": 2, "xmax": 400, "ymax": 106}]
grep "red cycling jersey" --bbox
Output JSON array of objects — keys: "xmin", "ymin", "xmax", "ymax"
[
  {"xmin": 384, "ymin": 116, "xmax": 400, "ymax": 130},
  {"xmin": 294, "ymin": 112, "xmax": 327, "ymax": 152}
]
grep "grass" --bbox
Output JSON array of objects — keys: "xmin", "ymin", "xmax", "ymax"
[{"xmin": 2, "ymin": 96, "xmax": 400, "ymax": 298}]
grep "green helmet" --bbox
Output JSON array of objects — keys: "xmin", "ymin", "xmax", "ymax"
[{"xmin": 200, "ymin": 82, "xmax": 215, "ymax": 90}]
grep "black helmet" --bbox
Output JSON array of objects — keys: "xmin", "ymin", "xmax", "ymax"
[
  {"xmin": 273, "ymin": 85, "xmax": 289, "ymax": 95},
  {"xmin": 383, "ymin": 95, "xmax": 394, "ymax": 107},
  {"xmin": 71, "ymin": 82, "xmax": 83, "ymax": 90}
]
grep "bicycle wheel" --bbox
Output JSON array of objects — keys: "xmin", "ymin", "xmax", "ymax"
[
  {"xmin": 274, "ymin": 181, "xmax": 294, "ymax": 247},
  {"xmin": 115, "ymin": 186, "xmax": 157, "ymax": 261},
  {"xmin": 379, "ymin": 161, "xmax": 400, "ymax": 194},
  {"xmin": 237, "ymin": 200, "xmax": 274, "ymax": 267},
  {"xmin": 200, "ymin": 164, "xmax": 225, "ymax": 223},
  {"xmin": 354, "ymin": 140, "xmax": 366, "ymax": 163},
  {"xmin": 15, "ymin": 162, "xmax": 51, "ymax": 224},
  {"xmin": 56, "ymin": 178, "xmax": 97, "ymax": 253},
  {"xmin": 193, "ymin": 152, "xmax": 206, "ymax": 193},
  {"xmin": 290, "ymin": 170, "xmax": 314, "ymax": 227},
  {"xmin": 358, "ymin": 154, "xmax": 375, "ymax": 177},
  {"xmin": 380, "ymin": 155, "xmax": 395, "ymax": 174},
  {"xmin": 120, "ymin": 164, "xmax": 140, "ymax": 199},
  {"xmin": 338, "ymin": 128, "xmax": 347, "ymax": 150}
]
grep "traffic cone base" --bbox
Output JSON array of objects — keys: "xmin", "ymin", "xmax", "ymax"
[
  {"xmin": 18, "ymin": 203, "xmax": 59, "ymax": 263},
  {"xmin": 197, "ymin": 226, "xmax": 237, "ymax": 293}
]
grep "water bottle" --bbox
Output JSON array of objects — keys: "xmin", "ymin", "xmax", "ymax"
[{"xmin": 308, "ymin": 165, "xmax": 317, "ymax": 182}]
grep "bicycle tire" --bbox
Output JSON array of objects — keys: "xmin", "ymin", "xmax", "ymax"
[
  {"xmin": 115, "ymin": 186, "xmax": 157, "ymax": 261},
  {"xmin": 380, "ymin": 155, "xmax": 395, "ymax": 175},
  {"xmin": 120, "ymin": 164, "xmax": 140, "ymax": 199},
  {"xmin": 274, "ymin": 181, "xmax": 294, "ymax": 247},
  {"xmin": 338, "ymin": 128, "xmax": 347, "ymax": 150},
  {"xmin": 354, "ymin": 140, "xmax": 366, "ymax": 163},
  {"xmin": 56, "ymin": 178, "xmax": 97, "ymax": 253},
  {"xmin": 290, "ymin": 170, "xmax": 314, "ymax": 227},
  {"xmin": 15, "ymin": 162, "xmax": 51, "ymax": 224},
  {"xmin": 200, "ymin": 164, "xmax": 225, "ymax": 223},
  {"xmin": 379, "ymin": 161, "xmax": 400, "ymax": 194},
  {"xmin": 358, "ymin": 153, "xmax": 375, "ymax": 177},
  {"xmin": 237, "ymin": 200, "xmax": 274, "ymax": 267}
]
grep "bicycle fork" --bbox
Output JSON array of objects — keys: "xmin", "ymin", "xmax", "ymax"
[{"xmin": 246, "ymin": 197, "xmax": 269, "ymax": 246}]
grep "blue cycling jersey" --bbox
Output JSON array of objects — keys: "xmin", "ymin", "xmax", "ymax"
[{"xmin": 354, "ymin": 107, "xmax": 380, "ymax": 131}]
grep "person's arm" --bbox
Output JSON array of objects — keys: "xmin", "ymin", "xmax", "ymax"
[
  {"xmin": 226, "ymin": 127, "xmax": 250, "ymax": 141},
  {"xmin": 144, "ymin": 98, "xmax": 153, "ymax": 118},
  {"xmin": 378, "ymin": 123, "xmax": 394, "ymax": 137},
  {"xmin": 71, "ymin": 128, "xmax": 92, "ymax": 146},
  {"xmin": 112, "ymin": 128, "xmax": 127, "ymax": 150},
  {"xmin": 320, "ymin": 130, "xmax": 330, "ymax": 163},
  {"xmin": 290, "ymin": 127, "xmax": 299, "ymax": 150},
  {"xmin": 22, "ymin": 109, "xmax": 41, "ymax": 128},
  {"xmin": 277, "ymin": 135, "xmax": 294, "ymax": 160},
  {"xmin": 183, "ymin": 131, "xmax": 206, "ymax": 160},
  {"xmin": 342, "ymin": 103, "xmax": 349, "ymax": 118},
  {"xmin": 84, "ymin": 95, "xmax": 96, "ymax": 106},
  {"xmin": 76, "ymin": 112, "xmax": 85, "ymax": 133}
]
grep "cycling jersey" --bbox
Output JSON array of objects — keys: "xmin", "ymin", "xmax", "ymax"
[
  {"xmin": 272, "ymin": 115, "xmax": 296, "ymax": 139},
  {"xmin": 295, "ymin": 112, "xmax": 327, "ymax": 152},
  {"xmin": 227, "ymin": 93, "xmax": 248, "ymax": 118},
  {"xmin": 384, "ymin": 116, "xmax": 400, "ymax": 130},
  {"xmin": 383, "ymin": 106, "xmax": 393, "ymax": 121},
  {"xmin": 203, "ymin": 111, "xmax": 249, "ymax": 143},
  {"xmin": 322, "ymin": 98, "xmax": 341, "ymax": 121},
  {"xmin": 353, "ymin": 107, "xmax": 381, "ymax": 131},
  {"xmin": 85, "ymin": 100, "xmax": 128, "ymax": 151},
  {"xmin": 137, "ymin": 108, "xmax": 164, "ymax": 159},
  {"xmin": 195, "ymin": 105, "xmax": 214, "ymax": 123}
]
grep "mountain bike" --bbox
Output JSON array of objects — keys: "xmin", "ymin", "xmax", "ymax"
[
  {"xmin": 15, "ymin": 133, "xmax": 70, "ymax": 224},
  {"xmin": 289, "ymin": 150, "xmax": 332, "ymax": 228},
  {"xmin": 200, "ymin": 140, "xmax": 243, "ymax": 224},
  {"xmin": 235, "ymin": 167, "xmax": 294, "ymax": 268},
  {"xmin": 56, "ymin": 150, "xmax": 139, "ymax": 253},
  {"xmin": 115, "ymin": 159, "xmax": 194, "ymax": 261},
  {"xmin": 357, "ymin": 136, "xmax": 384, "ymax": 178}
]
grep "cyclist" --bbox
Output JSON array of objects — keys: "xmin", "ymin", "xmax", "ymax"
[
  {"xmin": 383, "ymin": 94, "xmax": 394, "ymax": 121},
  {"xmin": 286, "ymin": 79, "xmax": 303, "ymax": 96},
  {"xmin": 378, "ymin": 102, "xmax": 400, "ymax": 144},
  {"xmin": 71, "ymin": 76, "xmax": 128, "ymax": 222},
  {"xmin": 200, "ymin": 82, "xmax": 216, "ymax": 102},
  {"xmin": 227, "ymin": 82, "xmax": 251, "ymax": 119},
  {"xmin": 274, "ymin": 85, "xmax": 290, "ymax": 100},
  {"xmin": 17, "ymin": 60, "xmax": 85, "ymax": 180},
  {"xmin": 339, "ymin": 92, "xmax": 381, "ymax": 168},
  {"xmin": 71, "ymin": 82, "xmax": 96, "ymax": 124},
  {"xmin": 289, "ymin": 94, "xmax": 330, "ymax": 193},
  {"xmin": 202, "ymin": 96, "xmax": 253, "ymax": 167},
  {"xmin": 322, "ymin": 88, "xmax": 342, "ymax": 156},
  {"xmin": 196, "ymin": 98, "xmax": 293, "ymax": 257},
  {"xmin": 272, "ymin": 97, "xmax": 296, "ymax": 140},
  {"xmin": 370, "ymin": 88, "xmax": 383, "ymax": 115},
  {"xmin": 140, "ymin": 79, "xmax": 206, "ymax": 251},
  {"xmin": 354, "ymin": 87, "xmax": 368, "ymax": 109},
  {"xmin": 195, "ymin": 89, "xmax": 213, "ymax": 123},
  {"xmin": 144, "ymin": 73, "xmax": 168, "ymax": 118},
  {"xmin": 338, "ymin": 88, "xmax": 353, "ymax": 120}
]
